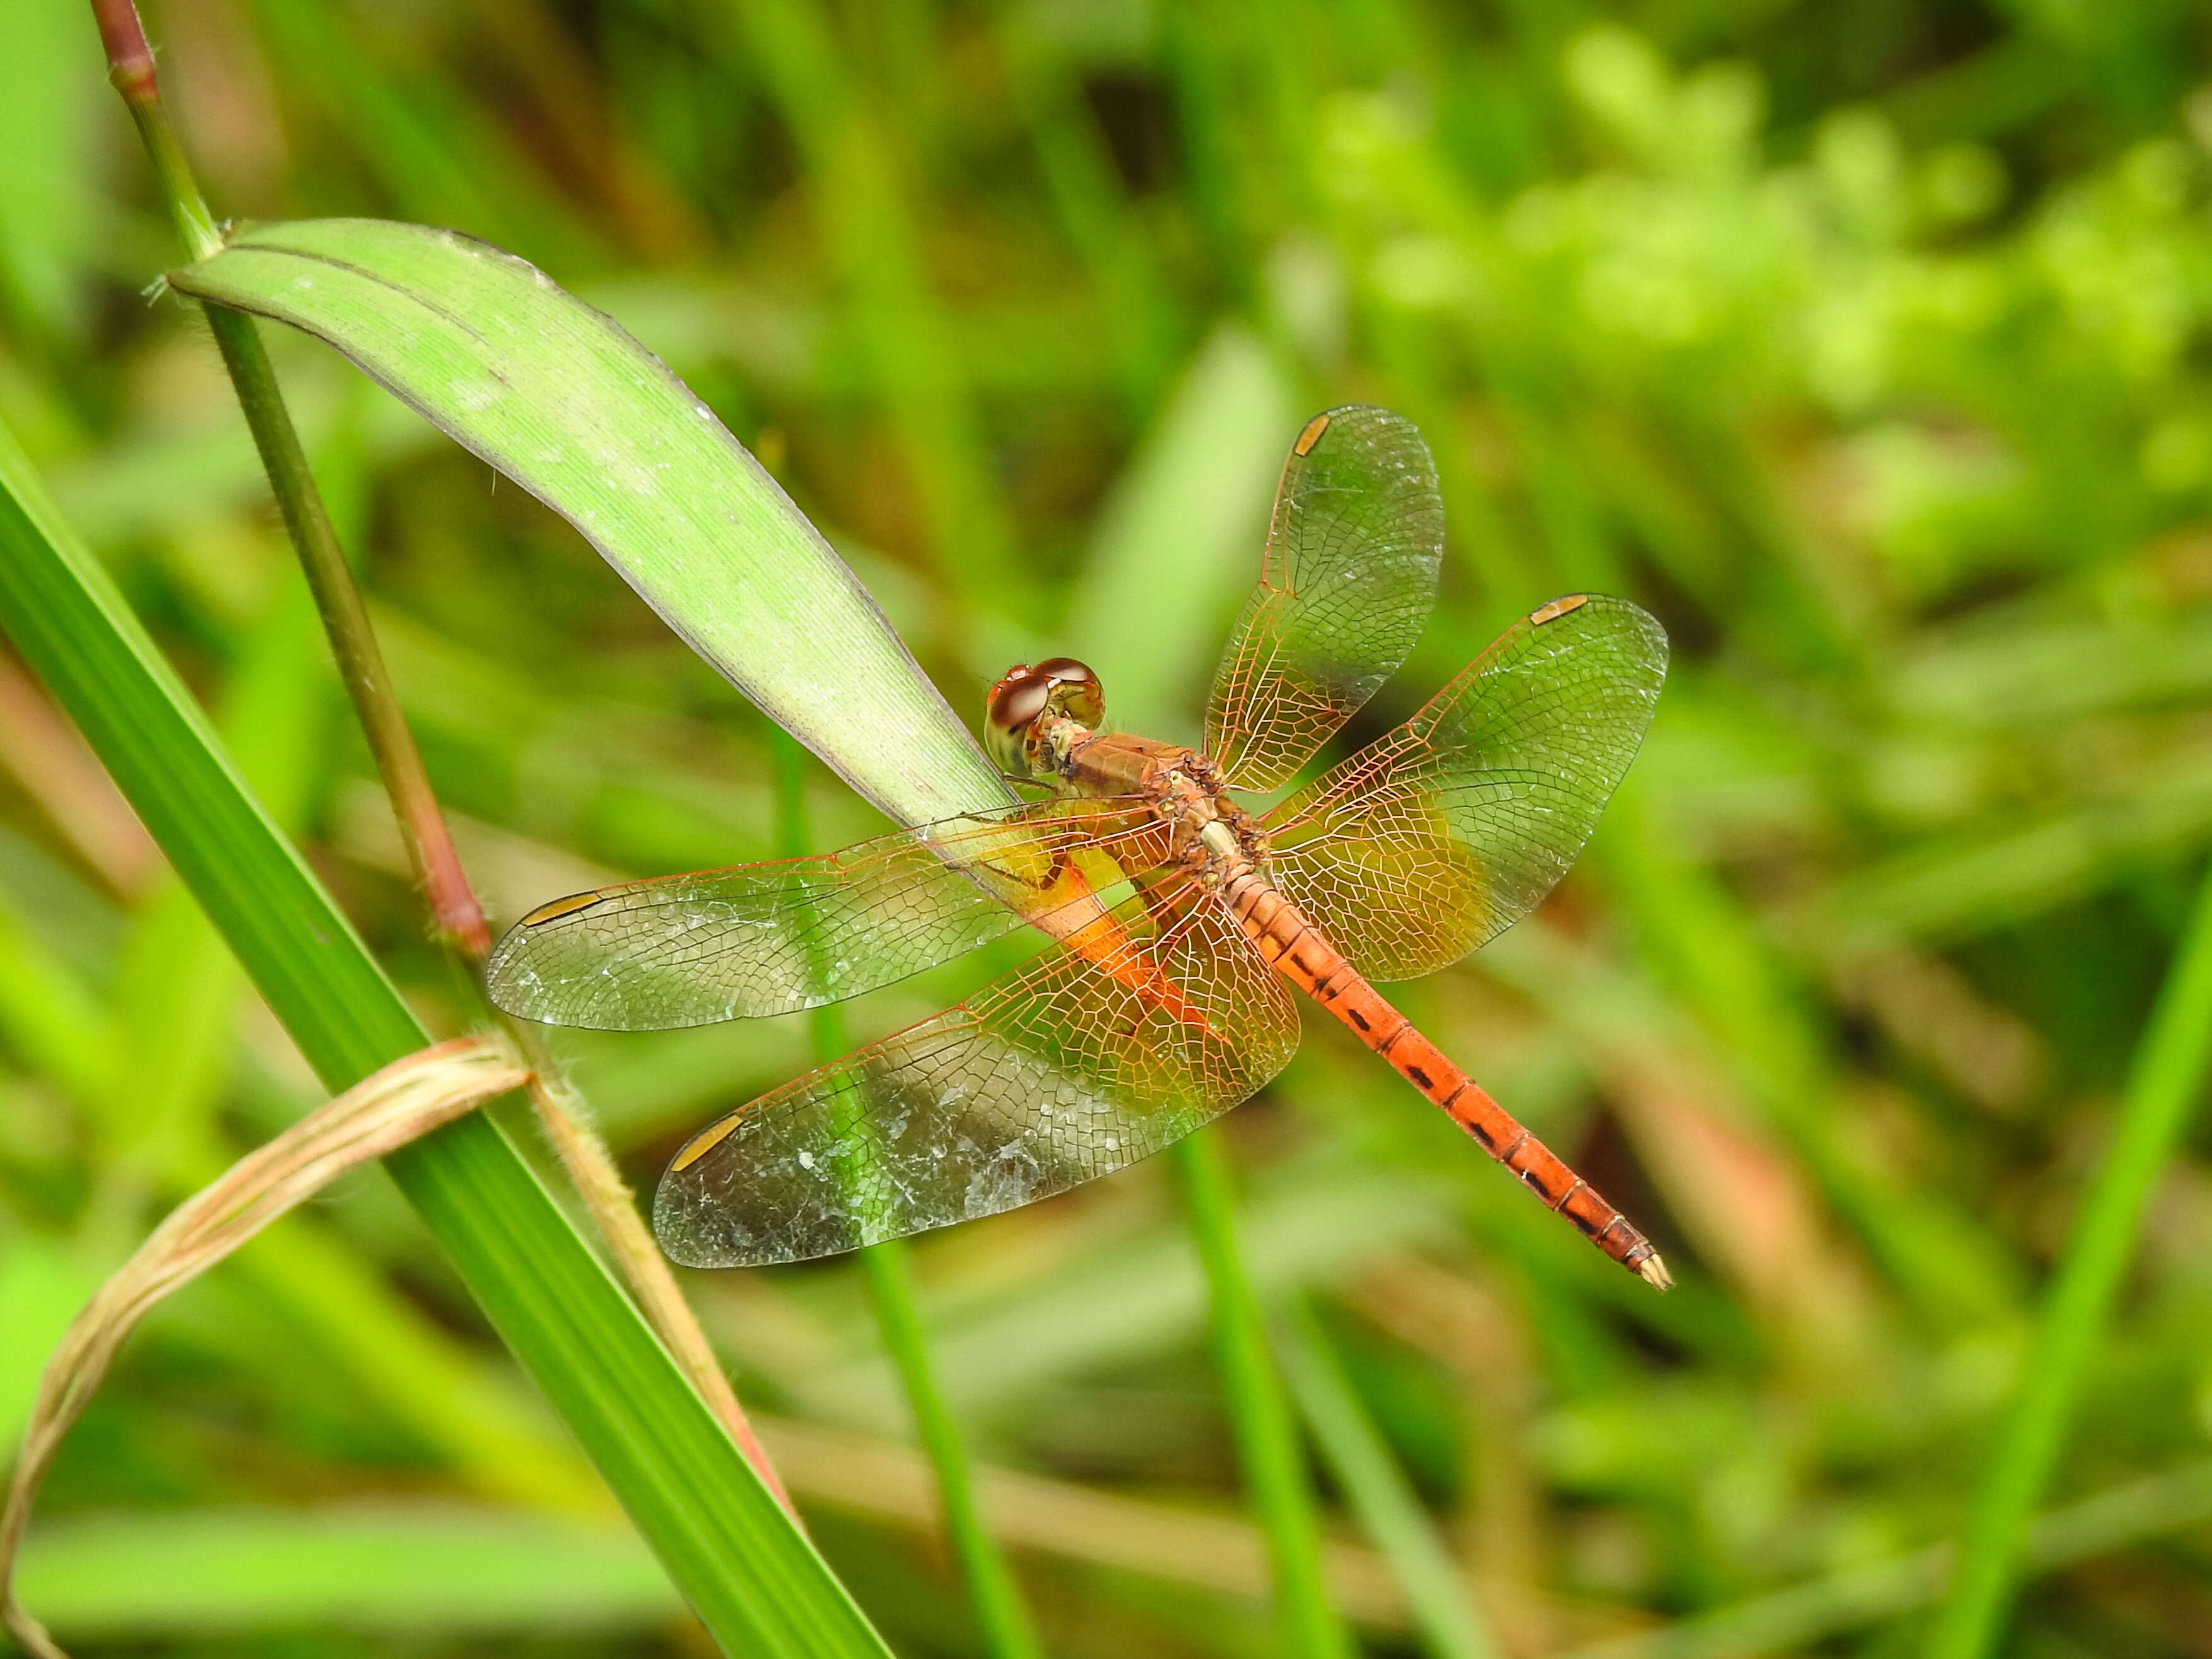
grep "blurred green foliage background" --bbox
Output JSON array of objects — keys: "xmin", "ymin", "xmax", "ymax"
[{"xmin": 6, "ymin": 0, "xmax": 2212, "ymax": 1654}]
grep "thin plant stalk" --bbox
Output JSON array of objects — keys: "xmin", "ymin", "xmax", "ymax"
[
  {"xmin": 857, "ymin": 1243, "xmax": 1044, "ymax": 1659},
  {"xmin": 1171, "ymin": 1131, "xmax": 1353, "ymax": 1659},
  {"xmin": 771, "ymin": 730, "xmax": 1045, "ymax": 1659},
  {"xmin": 91, "ymin": 0, "xmax": 482, "ymax": 956},
  {"xmin": 509, "ymin": 1023, "xmax": 791, "ymax": 1513},
  {"xmin": 1276, "ymin": 1299, "xmax": 1501, "ymax": 1659},
  {"xmin": 1927, "ymin": 859, "xmax": 2212, "ymax": 1658},
  {"xmin": 90, "ymin": 0, "xmax": 218, "ymax": 260},
  {"xmin": 88, "ymin": 0, "xmax": 784, "ymax": 1504},
  {"xmin": 199, "ymin": 307, "xmax": 487, "ymax": 957}
]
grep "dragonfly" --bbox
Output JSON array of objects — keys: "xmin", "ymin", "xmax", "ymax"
[{"xmin": 486, "ymin": 407, "xmax": 1672, "ymax": 1287}]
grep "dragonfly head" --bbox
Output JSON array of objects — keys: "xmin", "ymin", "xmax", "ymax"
[{"xmin": 986, "ymin": 657, "xmax": 1103, "ymax": 777}]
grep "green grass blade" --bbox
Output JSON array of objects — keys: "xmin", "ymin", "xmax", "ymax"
[
  {"xmin": 1172, "ymin": 1132, "xmax": 1353, "ymax": 1659},
  {"xmin": 0, "ymin": 420, "xmax": 890, "ymax": 1657},
  {"xmin": 0, "ymin": 607, "xmax": 601, "ymax": 1507},
  {"xmin": 858, "ymin": 1242, "xmax": 1045, "ymax": 1659},
  {"xmin": 1926, "ymin": 859, "xmax": 2212, "ymax": 1658},
  {"xmin": 166, "ymin": 218, "xmax": 1009, "ymax": 830},
  {"xmin": 1275, "ymin": 1301, "xmax": 1501, "ymax": 1659}
]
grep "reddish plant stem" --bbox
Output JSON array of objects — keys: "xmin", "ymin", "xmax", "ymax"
[
  {"xmin": 87, "ymin": 0, "xmax": 793, "ymax": 1513},
  {"xmin": 201, "ymin": 306, "xmax": 490, "ymax": 958},
  {"xmin": 93, "ymin": 0, "xmax": 486, "ymax": 953}
]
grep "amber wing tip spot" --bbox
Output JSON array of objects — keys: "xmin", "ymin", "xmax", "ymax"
[
  {"xmin": 1636, "ymin": 1254, "xmax": 1674, "ymax": 1292},
  {"xmin": 1293, "ymin": 412, "xmax": 1331, "ymax": 456},
  {"xmin": 1529, "ymin": 594, "xmax": 1591, "ymax": 627},
  {"xmin": 521, "ymin": 890, "xmax": 610, "ymax": 926},
  {"xmin": 669, "ymin": 1114, "xmax": 742, "ymax": 1173}
]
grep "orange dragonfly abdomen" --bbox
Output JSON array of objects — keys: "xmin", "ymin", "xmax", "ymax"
[{"xmin": 1218, "ymin": 860, "xmax": 1671, "ymax": 1288}]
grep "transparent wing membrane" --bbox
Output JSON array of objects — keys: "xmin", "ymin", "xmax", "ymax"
[
  {"xmin": 1260, "ymin": 595, "xmax": 1667, "ymax": 981},
  {"xmin": 483, "ymin": 797, "xmax": 1164, "ymax": 1030},
  {"xmin": 489, "ymin": 395, "xmax": 1667, "ymax": 1271},
  {"xmin": 1204, "ymin": 405, "xmax": 1446, "ymax": 793},
  {"xmin": 653, "ymin": 883, "xmax": 1298, "ymax": 1266}
]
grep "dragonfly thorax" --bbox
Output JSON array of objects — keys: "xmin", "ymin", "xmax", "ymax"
[{"xmin": 1146, "ymin": 760, "xmax": 1262, "ymax": 882}]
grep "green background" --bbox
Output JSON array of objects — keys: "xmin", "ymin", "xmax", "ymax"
[{"xmin": 4, "ymin": 0, "xmax": 2212, "ymax": 1654}]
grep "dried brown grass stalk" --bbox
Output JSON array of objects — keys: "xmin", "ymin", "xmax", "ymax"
[
  {"xmin": 509, "ymin": 1030, "xmax": 791, "ymax": 1514},
  {"xmin": 0, "ymin": 1034, "xmax": 530, "ymax": 1659}
]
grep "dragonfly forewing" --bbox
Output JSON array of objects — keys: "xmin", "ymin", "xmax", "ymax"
[
  {"xmin": 484, "ymin": 797, "xmax": 1163, "ymax": 1030},
  {"xmin": 1260, "ymin": 593, "xmax": 1667, "ymax": 981},
  {"xmin": 1204, "ymin": 405, "xmax": 1446, "ymax": 794},
  {"xmin": 653, "ymin": 882, "xmax": 1298, "ymax": 1266}
]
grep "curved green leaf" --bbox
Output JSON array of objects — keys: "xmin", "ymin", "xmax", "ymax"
[{"xmin": 168, "ymin": 218, "xmax": 1011, "ymax": 829}]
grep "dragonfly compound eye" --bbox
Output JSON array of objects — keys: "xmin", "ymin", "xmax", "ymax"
[
  {"xmin": 986, "ymin": 666, "xmax": 1055, "ymax": 775},
  {"xmin": 986, "ymin": 658, "xmax": 1106, "ymax": 776},
  {"xmin": 1033, "ymin": 658, "xmax": 1105, "ymax": 727}
]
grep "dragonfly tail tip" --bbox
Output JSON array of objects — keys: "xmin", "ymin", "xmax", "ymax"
[{"xmin": 1636, "ymin": 1253, "xmax": 1674, "ymax": 1292}]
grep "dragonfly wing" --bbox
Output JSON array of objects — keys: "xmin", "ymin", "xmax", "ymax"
[
  {"xmin": 1259, "ymin": 594, "xmax": 1667, "ymax": 981},
  {"xmin": 1204, "ymin": 406, "xmax": 1445, "ymax": 793},
  {"xmin": 484, "ymin": 797, "xmax": 1163, "ymax": 1030},
  {"xmin": 653, "ymin": 882, "xmax": 1299, "ymax": 1266}
]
